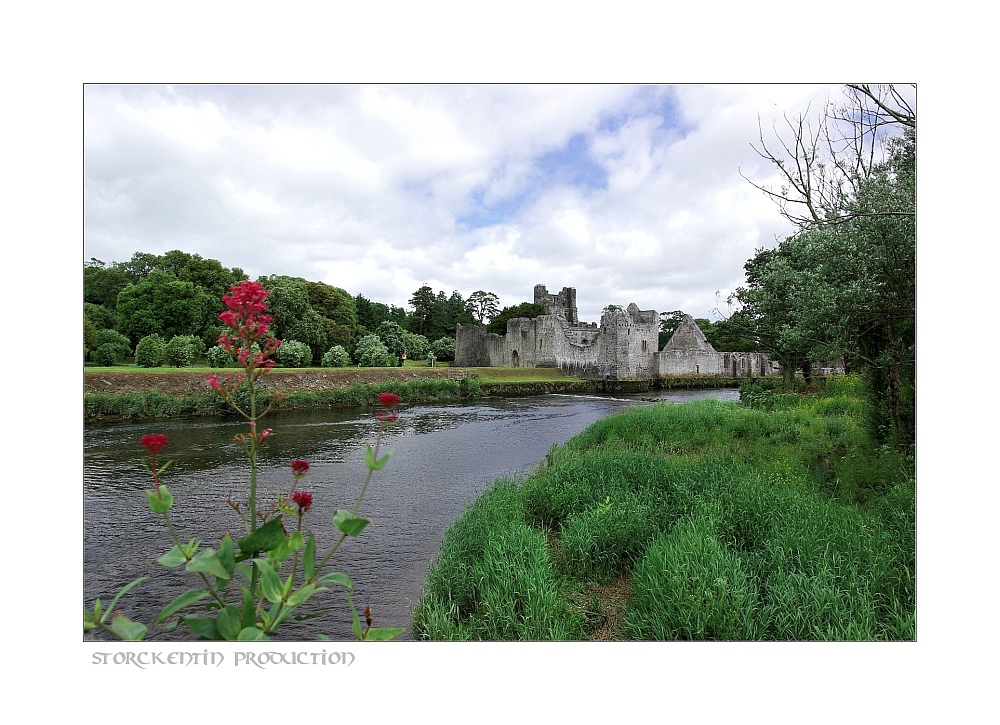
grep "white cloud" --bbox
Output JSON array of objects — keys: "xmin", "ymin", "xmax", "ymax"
[{"xmin": 85, "ymin": 83, "xmax": 849, "ymax": 322}]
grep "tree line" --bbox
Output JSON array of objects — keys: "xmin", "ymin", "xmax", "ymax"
[{"xmin": 83, "ymin": 250, "xmax": 512, "ymax": 369}]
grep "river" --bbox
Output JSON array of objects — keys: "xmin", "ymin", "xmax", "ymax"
[{"xmin": 84, "ymin": 387, "xmax": 739, "ymax": 641}]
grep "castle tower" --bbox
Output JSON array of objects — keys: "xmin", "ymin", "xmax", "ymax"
[{"xmin": 533, "ymin": 284, "xmax": 579, "ymax": 325}]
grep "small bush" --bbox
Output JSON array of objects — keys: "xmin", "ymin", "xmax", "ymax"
[
  {"xmin": 95, "ymin": 329, "xmax": 132, "ymax": 359},
  {"xmin": 404, "ymin": 333, "xmax": 430, "ymax": 361},
  {"xmin": 164, "ymin": 335, "xmax": 197, "ymax": 367},
  {"xmin": 321, "ymin": 344, "xmax": 350, "ymax": 367},
  {"xmin": 206, "ymin": 345, "xmax": 230, "ymax": 368},
  {"xmin": 354, "ymin": 334, "xmax": 392, "ymax": 367},
  {"xmin": 276, "ymin": 339, "xmax": 312, "ymax": 368},
  {"xmin": 431, "ymin": 337, "xmax": 456, "ymax": 362},
  {"xmin": 458, "ymin": 374, "xmax": 481, "ymax": 397},
  {"xmin": 93, "ymin": 343, "xmax": 119, "ymax": 367},
  {"xmin": 134, "ymin": 334, "xmax": 166, "ymax": 368}
]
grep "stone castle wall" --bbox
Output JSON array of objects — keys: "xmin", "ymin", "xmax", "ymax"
[{"xmin": 455, "ymin": 286, "xmax": 778, "ymax": 381}]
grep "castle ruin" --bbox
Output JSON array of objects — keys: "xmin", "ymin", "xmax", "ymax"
[{"xmin": 454, "ymin": 284, "xmax": 778, "ymax": 381}]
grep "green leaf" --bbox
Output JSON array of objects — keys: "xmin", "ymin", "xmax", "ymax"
[
  {"xmin": 216, "ymin": 605, "xmax": 242, "ymax": 641},
  {"xmin": 286, "ymin": 583, "xmax": 317, "ymax": 608},
  {"xmin": 157, "ymin": 459, "xmax": 175, "ymax": 475},
  {"xmin": 315, "ymin": 634, "xmax": 332, "ymax": 641},
  {"xmin": 236, "ymin": 561, "xmax": 253, "ymax": 583},
  {"xmin": 289, "ymin": 530, "xmax": 304, "ymax": 553},
  {"xmin": 364, "ymin": 627, "xmax": 406, "ymax": 641},
  {"xmin": 186, "ymin": 549, "xmax": 232, "ymax": 580},
  {"xmin": 110, "ymin": 611, "xmax": 147, "ymax": 641},
  {"xmin": 237, "ymin": 626, "xmax": 269, "ymax": 641},
  {"xmin": 364, "ymin": 443, "xmax": 392, "ymax": 471},
  {"xmin": 157, "ymin": 545, "xmax": 188, "ymax": 568},
  {"xmin": 317, "ymin": 572, "xmax": 353, "ymax": 590},
  {"xmin": 333, "ymin": 510, "xmax": 371, "ymax": 536},
  {"xmin": 218, "ymin": 533, "xmax": 236, "ymax": 577},
  {"xmin": 236, "ymin": 517, "xmax": 286, "ymax": 561},
  {"xmin": 182, "ymin": 616, "xmax": 219, "ymax": 640},
  {"xmin": 269, "ymin": 536, "xmax": 291, "ymax": 561},
  {"xmin": 103, "ymin": 577, "xmax": 148, "ymax": 623},
  {"xmin": 255, "ymin": 560, "xmax": 285, "ymax": 604},
  {"xmin": 154, "ymin": 589, "xmax": 210, "ymax": 625},
  {"xmin": 240, "ymin": 585, "xmax": 255, "ymax": 629},
  {"xmin": 303, "ymin": 534, "xmax": 316, "ymax": 581},
  {"xmin": 146, "ymin": 485, "xmax": 174, "ymax": 514}
]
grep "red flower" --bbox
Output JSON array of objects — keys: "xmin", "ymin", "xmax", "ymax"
[
  {"xmin": 290, "ymin": 459, "xmax": 310, "ymax": 477},
  {"xmin": 140, "ymin": 434, "xmax": 168, "ymax": 455},
  {"xmin": 378, "ymin": 392, "xmax": 401, "ymax": 407},
  {"xmin": 376, "ymin": 411, "xmax": 399, "ymax": 424},
  {"xmin": 291, "ymin": 490, "xmax": 313, "ymax": 512},
  {"xmin": 216, "ymin": 281, "xmax": 282, "ymax": 372}
]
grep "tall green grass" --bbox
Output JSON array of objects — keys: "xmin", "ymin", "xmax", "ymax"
[
  {"xmin": 411, "ymin": 479, "xmax": 586, "ymax": 641},
  {"xmin": 85, "ymin": 378, "xmax": 477, "ymax": 421},
  {"xmin": 413, "ymin": 377, "xmax": 915, "ymax": 641}
]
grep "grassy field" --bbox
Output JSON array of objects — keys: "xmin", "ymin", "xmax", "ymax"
[{"xmin": 411, "ymin": 375, "xmax": 915, "ymax": 641}]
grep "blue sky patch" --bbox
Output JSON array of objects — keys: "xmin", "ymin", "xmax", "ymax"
[{"xmin": 458, "ymin": 133, "xmax": 607, "ymax": 230}]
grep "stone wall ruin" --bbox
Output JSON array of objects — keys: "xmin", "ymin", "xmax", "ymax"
[{"xmin": 454, "ymin": 284, "xmax": 778, "ymax": 381}]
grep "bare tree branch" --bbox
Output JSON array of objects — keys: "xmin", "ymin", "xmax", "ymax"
[{"xmin": 744, "ymin": 84, "xmax": 915, "ymax": 230}]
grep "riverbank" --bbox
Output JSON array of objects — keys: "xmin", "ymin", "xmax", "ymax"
[
  {"xmin": 412, "ymin": 375, "xmax": 916, "ymax": 641},
  {"xmin": 83, "ymin": 366, "xmax": 761, "ymax": 421}
]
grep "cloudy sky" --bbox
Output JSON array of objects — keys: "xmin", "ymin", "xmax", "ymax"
[{"xmin": 85, "ymin": 83, "xmax": 848, "ymax": 322}]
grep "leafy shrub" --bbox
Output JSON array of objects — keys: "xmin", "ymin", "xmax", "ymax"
[
  {"xmin": 458, "ymin": 374, "xmax": 481, "ymax": 397},
  {"xmin": 354, "ymin": 334, "xmax": 392, "ymax": 367},
  {"xmin": 321, "ymin": 345, "xmax": 350, "ymax": 367},
  {"xmin": 134, "ymin": 334, "xmax": 166, "ymax": 368},
  {"xmin": 431, "ymin": 336, "xmax": 456, "ymax": 362},
  {"xmin": 376, "ymin": 321, "xmax": 407, "ymax": 359},
  {"xmin": 96, "ymin": 329, "xmax": 132, "ymax": 359},
  {"xmin": 206, "ymin": 345, "xmax": 230, "ymax": 368},
  {"xmin": 93, "ymin": 343, "xmax": 120, "ymax": 367},
  {"xmin": 276, "ymin": 339, "xmax": 312, "ymax": 368},
  {"xmin": 164, "ymin": 335, "xmax": 198, "ymax": 367},
  {"xmin": 84, "ymin": 317, "xmax": 98, "ymax": 358},
  {"xmin": 404, "ymin": 332, "xmax": 430, "ymax": 361},
  {"xmin": 84, "ymin": 302, "xmax": 117, "ymax": 331}
]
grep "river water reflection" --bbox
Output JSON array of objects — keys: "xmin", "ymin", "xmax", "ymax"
[{"xmin": 84, "ymin": 388, "xmax": 739, "ymax": 640}]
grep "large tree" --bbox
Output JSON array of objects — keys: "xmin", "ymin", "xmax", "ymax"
[
  {"xmin": 408, "ymin": 285, "xmax": 437, "ymax": 336},
  {"xmin": 467, "ymin": 290, "xmax": 500, "ymax": 326},
  {"xmin": 737, "ymin": 84, "xmax": 915, "ymax": 444},
  {"xmin": 116, "ymin": 270, "xmax": 210, "ymax": 345}
]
